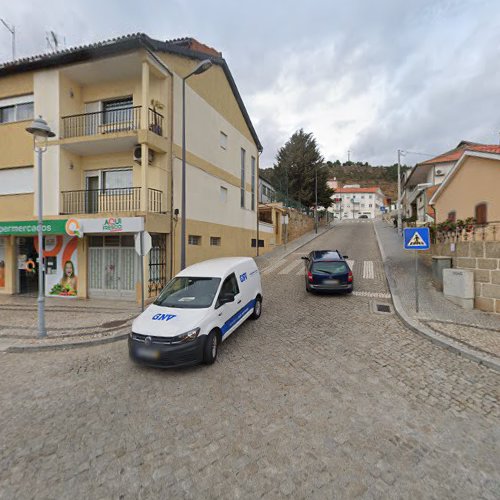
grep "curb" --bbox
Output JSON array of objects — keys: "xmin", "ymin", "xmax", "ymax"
[
  {"xmin": 373, "ymin": 221, "xmax": 500, "ymax": 373},
  {"xmin": 257, "ymin": 224, "xmax": 334, "ymax": 271},
  {"xmin": 5, "ymin": 331, "xmax": 129, "ymax": 353}
]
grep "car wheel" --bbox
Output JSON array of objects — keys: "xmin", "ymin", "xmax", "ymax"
[
  {"xmin": 203, "ymin": 330, "xmax": 219, "ymax": 364},
  {"xmin": 250, "ymin": 297, "xmax": 262, "ymax": 320}
]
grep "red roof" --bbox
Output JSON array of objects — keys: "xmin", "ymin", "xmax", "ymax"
[
  {"xmin": 335, "ymin": 187, "xmax": 382, "ymax": 194},
  {"xmin": 421, "ymin": 141, "xmax": 500, "ymax": 165}
]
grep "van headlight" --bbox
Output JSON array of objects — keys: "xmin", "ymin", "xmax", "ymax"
[{"xmin": 175, "ymin": 328, "xmax": 200, "ymax": 343}]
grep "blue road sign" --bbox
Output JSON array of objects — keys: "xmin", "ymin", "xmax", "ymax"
[{"xmin": 404, "ymin": 227, "xmax": 430, "ymax": 250}]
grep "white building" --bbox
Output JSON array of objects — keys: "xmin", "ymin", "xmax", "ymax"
[{"xmin": 331, "ymin": 185, "xmax": 386, "ymax": 219}]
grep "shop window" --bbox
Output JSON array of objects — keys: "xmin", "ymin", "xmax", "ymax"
[
  {"xmin": 188, "ymin": 235, "xmax": 201, "ymax": 246},
  {"xmin": 475, "ymin": 203, "xmax": 487, "ymax": 224},
  {"xmin": 148, "ymin": 233, "xmax": 167, "ymax": 297},
  {"xmin": 210, "ymin": 237, "xmax": 221, "ymax": 246}
]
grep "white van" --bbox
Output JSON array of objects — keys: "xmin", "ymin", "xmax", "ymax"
[{"xmin": 129, "ymin": 257, "xmax": 262, "ymax": 367}]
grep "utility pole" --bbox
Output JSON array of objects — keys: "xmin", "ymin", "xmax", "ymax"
[
  {"xmin": 0, "ymin": 19, "xmax": 15, "ymax": 60},
  {"xmin": 314, "ymin": 166, "xmax": 318, "ymax": 233},
  {"xmin": 397, "ymin": 149, "xmax": 402, "ymax": 236}
]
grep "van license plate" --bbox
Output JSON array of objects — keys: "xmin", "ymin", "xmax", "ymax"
[
  {"xmin": 324, "ymin": 279, "xmax": 339, "ymax": 285},
  {"xmin": 137, "ymin": 347, "xmax": 159, "ymax": 359}
]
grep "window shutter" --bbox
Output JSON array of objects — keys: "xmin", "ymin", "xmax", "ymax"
[{"xmin": 475, "ymin": 203, "xmax": 487, "ymax": 224}]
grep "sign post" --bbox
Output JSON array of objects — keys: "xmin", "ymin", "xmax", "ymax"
[
  {"xmin": 403, "ymin": 227, "xmax": 431, "ymax": 313},
  {"xmin": 135, "ymin": 231, "xmax": 152, "ymax": 311}
]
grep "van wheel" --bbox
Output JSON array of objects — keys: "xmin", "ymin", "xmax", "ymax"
[
  {"xmin": 250, "ymin": 297, "xmax": 262, "ymax": 320},
  {"xmin": 203, "ymin": 331, "xmax": 219, "ymax": 364}
]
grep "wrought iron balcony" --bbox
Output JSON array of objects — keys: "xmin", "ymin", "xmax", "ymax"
[
  {"xmin": 61, "ymin": 187, "xmax": 163, "ymax": 214},
  {"xmin": 61, "ymin": 107, "xmax": 164, "ymax": 139}
]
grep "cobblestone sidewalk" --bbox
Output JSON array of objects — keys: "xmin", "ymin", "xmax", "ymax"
[{"xmin": 374, "ymin": 220, "xmax": 500, "ymax": 363}]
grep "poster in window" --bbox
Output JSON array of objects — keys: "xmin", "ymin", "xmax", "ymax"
[
  {"xmin": 41, "ymin": 235, "xmax": 78, "ymax": 297},
  {"xmin": 0, "ymin": 238, "xmax": 5, "ymax": 288}
]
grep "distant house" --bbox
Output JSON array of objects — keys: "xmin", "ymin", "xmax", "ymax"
[
  {"xmin": 258, "ymin": 172, "xmax": 276, "ymax": 204},
  {"xmin": 429, "ymin": 151, "xmax": 500, "ymax": 224},
  {"xmin": 402, "ymin": 141, "xmax": 500, "ymax": 224},
  {"xmin": 331, "ymin": 185, "xmax": 386, "ymax": 219}
]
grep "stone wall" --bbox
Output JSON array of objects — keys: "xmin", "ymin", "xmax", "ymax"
[
  {"xmin": 286, "ymin": 209, "xmax": 315, "ymax": 242},
  {"xmin": 431, "ymin": 241, "xmax": 500, "ymax": 314}
]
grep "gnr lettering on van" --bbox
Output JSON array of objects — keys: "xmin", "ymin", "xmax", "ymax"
[{"xmin": 152, "ymin": 313, "xmax": 177, "ymax": 321}]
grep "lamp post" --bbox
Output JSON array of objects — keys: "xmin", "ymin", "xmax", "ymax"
[
  {"xmin": 26, "ymin": 116, "xmax": 55, "ymax": 338},
  {"xmin": 181, "ymin": 59, "xmax": 213, "ymax": 270},
  {"xmin": 397, "ymin": 149, "xmax": 403, "ymax": 235}
]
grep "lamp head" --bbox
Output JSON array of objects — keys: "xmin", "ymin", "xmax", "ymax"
[
  {"xmin": 26, "ymin": 116, "xmax": 55, "ymax": 138},
  {"xmin": 192, "ymin": 59, "xmax": 213, "ymax": 75}
]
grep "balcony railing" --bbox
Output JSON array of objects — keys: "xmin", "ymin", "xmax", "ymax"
[
  {"xmin": 61, "ymin": 107, "xmax": 164, "ymax": 139},
  {"xmin": 61, "ymin": 188, "xmax": 163, "ymax": 214}
]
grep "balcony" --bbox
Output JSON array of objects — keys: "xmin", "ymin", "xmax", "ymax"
[
  {"xmin": 61, "ymin": 107, "xmax": 164, "ymax": 139},
  {"xmin": 61, "ymin": 187, "xmax": 163, "ymax": 215}
]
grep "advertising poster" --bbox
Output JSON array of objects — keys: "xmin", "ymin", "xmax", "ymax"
[
  {"xmin": 42, "ymin": 235, "xmax": 78, "ymax": 298},
  {"xmin": 0, "ymin": 238, "xmax": 5, "ymax": 288}
]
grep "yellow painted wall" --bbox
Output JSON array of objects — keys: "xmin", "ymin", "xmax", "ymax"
[
  {"xmin": 0, "ymin": 73, "xmax": 33, "ymax": 99},
  {"xmin": 59, "ymin": 73, "xmax": 82, "ymax": 117},
  {"xmin": 0, "ymin": 121, "xmax": 34, "ymax": 168},
  {"xmin": 81, "ymin": 79, "xmax": 140, "ymax": 106},
  {"xmin": 433, "ymin": 157, "xmax": 500, "ymax": 223},
  {"xmin": 157, "ymin": 53, "xmax": 256, "ymax": 146},
  {"xmin": 0, "ymin": 193, "xmax": 34, "ymax": 220}
]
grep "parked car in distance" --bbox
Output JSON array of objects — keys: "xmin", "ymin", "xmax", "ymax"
[
  {"xmin": 129, "ymin": 257, "xmax": 262, "ymax": 368},
  {"xmin": 302, "ymin": 250, "xmax": 353, "ymax": 294}
]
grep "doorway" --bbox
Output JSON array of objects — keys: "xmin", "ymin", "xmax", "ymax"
[
  {"xmin": 16, "ymin": 237, "xmax": 38, "ymax": 294},
  {"xmin": 85, "ymin": 174, "xmax": 99, "ymax": 214}
]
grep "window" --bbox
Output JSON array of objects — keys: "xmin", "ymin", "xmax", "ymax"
[
  {"xmin": 447, "ymin": 211, "xmax": 456, "ymax": 222},
  {"xmin": 0, "ymin": 95, "xmax": 34, "ymax": 124},
  {"xmin": 102, "ymin": 169, "xmax": 133, "ymax": 190},
  {"xmin": 220, "ymin": 131, "xmax": 228, "ymax": 150},
  {"xmin": 210, "ymin": 236, "xmax": 221, "ymax": 246},
  {"xmin": 475, "ymin": 203, "xmax": 487, "ymax": 224},
  {"xmin": 251, "ymin": 156, "xmax": 256, "ymax": 211},
  {"xmin": 220, "ymin": 186, "xmax": 228, "ymax": 203},
  {"xmin": 368, "ymin": 204, "xmax": 373, "ymax": 208},
  {"xmin": 103, "ymin": 97, "xmax": 133, "ymax": 124},
  {"xmin": 188, "ymin": 235, "xmax": 201, "ymax": 245},
  {"xmin": 240, "ymin": 148, "xmax": 246, "ymax": 208},
  {"xmin": 0, "ymin": 166, "xmax": 33, "ymax": 194},
  {"xmin": 251, "ymin": 239, "xmax": 264, "ymax": 248},
  {"xmin": 217, "ymin": 273, "xmax": 240, "ymax": 307},
  {"xmin": 155, "ymin": 277, "xmax": 221, "ymax": 309}
]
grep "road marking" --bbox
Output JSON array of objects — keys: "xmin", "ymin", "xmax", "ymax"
[
  {"xmin": 297, "ymin": 265, "xmax": 306, "ymax": 275},
  {"xmin": 261, "ymin": 259, "xmax": 288, "ymax": 275},
  {"xmin": 279, "ymin": 260, "xmax": 304, "ymax": 275},
  {"xmin": 352, "ymin": 291, "xmax": 391, "ymax": 298},
  {"xmin": 363, "ymin": 261, "xmax": 374, "ymax": 279}
]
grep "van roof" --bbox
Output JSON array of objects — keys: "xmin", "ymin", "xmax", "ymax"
[{"xmin": 177, "ymin": 257, "xmax": 255, "ymax": 278}]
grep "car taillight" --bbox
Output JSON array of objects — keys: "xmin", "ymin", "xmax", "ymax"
[
  {"xmin": 348, "ymin": 271, "xmax": 353, "ymax": 283},
  {"xmin": 307, "ymin": 271, "xmax": 313, "ymax": 282}
]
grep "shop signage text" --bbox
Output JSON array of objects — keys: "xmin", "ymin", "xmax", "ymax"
[{"xmin": 0, "ymin": 220, "xmax": 68, "ymax": 236}]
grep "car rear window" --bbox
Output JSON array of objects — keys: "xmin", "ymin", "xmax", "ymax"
[{"xmin": 311, "ymin": 261, "xmax": 348, "ymax": 274}]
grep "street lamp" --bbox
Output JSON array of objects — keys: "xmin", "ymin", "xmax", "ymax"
[
  {"xmin": 181, "ymin": 59, "xmax": 213, "ymax": 270},
  {"xmin": 26, "ymin": 116, "xmax": 55, "ymax": 338}
]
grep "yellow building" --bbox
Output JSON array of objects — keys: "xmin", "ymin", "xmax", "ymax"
[
  {"xmin": 429, "ymin": 151, "xmax": 500, "ymax": 224},
  {"xmin": 0, "ymin": 34, "xmax": 262, "ymax": 301}
]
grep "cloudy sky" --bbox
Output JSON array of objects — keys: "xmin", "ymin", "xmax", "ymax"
[{"xmin": 1, "ymin": 0, "xmax": 499, "ymax": 167}]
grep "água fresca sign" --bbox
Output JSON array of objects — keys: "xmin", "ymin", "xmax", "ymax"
[{"xmin": 0, "ymin": 220, "xmax": 68, "ymax": 235}]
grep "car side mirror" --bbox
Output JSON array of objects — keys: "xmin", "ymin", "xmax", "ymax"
[
  {"xmin": 343, "ymin": 255, "xmax": 349, "ymax": 259},
  {"xmin": 301, "ymin": 256, "xmax": 309, "ymax": 260},
  {"xmin": 219, "ymin": 292, "xmax": 235, "ymax": 305}
]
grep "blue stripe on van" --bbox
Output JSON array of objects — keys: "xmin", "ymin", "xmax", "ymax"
[{"xmin": 221, "ymin": 299, "xmax": 256, "ymax": 336}]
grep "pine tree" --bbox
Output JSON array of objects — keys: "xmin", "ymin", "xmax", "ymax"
[{"xmin": 270, "ymin": 129, "xmax": 333, "ymax": 207}]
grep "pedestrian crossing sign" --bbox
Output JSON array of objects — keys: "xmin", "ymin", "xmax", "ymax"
[{"xmin": 404, "ymin": 227, "xmax": 430, "ymax": 250}]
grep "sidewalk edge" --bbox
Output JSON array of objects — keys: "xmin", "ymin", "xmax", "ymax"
[
  {"xmin": 373, "ymin": 221, "xmax": 500, "ymax": 373},
  {"xmin": 5, "ymin": 331, "xmax": 129, "ymax": 353}
]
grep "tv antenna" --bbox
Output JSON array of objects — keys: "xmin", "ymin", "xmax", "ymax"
[{"xmin": 0, "ymin": 18, "xmax": 15, "ymax": 60}]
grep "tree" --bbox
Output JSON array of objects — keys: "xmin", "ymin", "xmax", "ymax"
[{"xmin": 270, "ymin": 129, "xmax": 333, "ymax": 208}]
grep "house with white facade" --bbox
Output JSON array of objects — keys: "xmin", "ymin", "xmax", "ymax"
[{"xmin": 331, "ymin": 185, "xmax": 386, "ymax": 219}]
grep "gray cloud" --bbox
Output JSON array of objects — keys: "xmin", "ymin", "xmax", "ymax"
[{"xmin": 1, "ymin": 0, "xmax": 498, "ymax": 166}]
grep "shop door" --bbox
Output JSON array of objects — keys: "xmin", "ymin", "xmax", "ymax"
[
  {"xmin": 88, "ymin": 235, "xmax": 137, "ymax": 299},
  {"xmin": 16, "ymin": 237, "xmax": 38, "ymax": 294}
]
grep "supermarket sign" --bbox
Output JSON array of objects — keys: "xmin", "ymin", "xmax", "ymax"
[{"xmin": 0, "ymin": 220, "xmax": 68, "ymax": 236}]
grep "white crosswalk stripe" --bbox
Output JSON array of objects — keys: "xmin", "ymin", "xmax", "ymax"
[
  {"xmin": 352, "ymin": 291, "xmax": 391, "ymax": 298},
  {"xmin": 363, "ymin": 261, "xmax": 374, "ymax": 279},
  {"xmin": 279, "ymin": 259, "xmax": 304, "ymax": 275},
  {"xmin": 262, "ymin": 260, "xmax": 288, "ymax": 275}
]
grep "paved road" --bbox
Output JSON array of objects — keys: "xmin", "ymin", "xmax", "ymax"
[{"xmin": 1, "ymin": 221, "xmax": 499, "ymax": 499}]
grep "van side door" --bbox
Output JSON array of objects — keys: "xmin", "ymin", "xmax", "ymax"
[{"xmin": 215, "ymin": 273, "xmax": 242, "ymax": 339}]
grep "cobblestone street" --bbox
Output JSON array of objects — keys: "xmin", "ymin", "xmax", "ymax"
[{"xmin": 1, "ymin": 221, "xmax": 499, "ymax": 499}]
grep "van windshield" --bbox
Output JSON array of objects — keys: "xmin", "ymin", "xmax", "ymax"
[{"xmin": 154, "ymin": 277, "xmax": 221, "ymax": 309}]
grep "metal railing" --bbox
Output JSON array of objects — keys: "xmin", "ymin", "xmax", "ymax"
[
  {"xmin": 61, "ymin": 187, "xmax": 163, "ymax": 214},
  {"xmin": 61, "ymin": 107, "xmax": 164, "ymax": 139}
]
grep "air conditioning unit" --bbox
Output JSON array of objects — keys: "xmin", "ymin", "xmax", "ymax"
[
  {"xmin": 134, "ymin": 145, "xmax": 155, "ymax": 165},
  {"xmin": 435, "ymin": 169, "xmax": 444, "ymax": 176}
]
